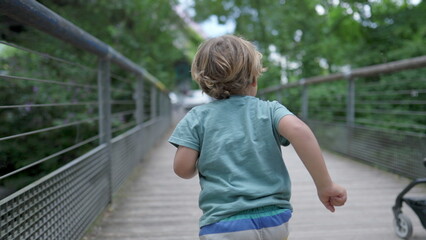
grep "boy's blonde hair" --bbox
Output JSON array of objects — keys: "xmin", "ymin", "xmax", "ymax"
[{"xmin": 191, "ymin": 35, "xmax": 264, "ymax": 99}]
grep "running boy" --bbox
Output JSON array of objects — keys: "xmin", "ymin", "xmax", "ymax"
[{"xmin": 168, "ymin": 35, "xmax": 347, "ymax": 240}]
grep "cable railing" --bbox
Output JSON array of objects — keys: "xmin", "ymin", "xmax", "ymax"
[
  {"xmin": 0, "ymin": 1, "xmax": 171, "ymax": 240},
  {"xmin": 259, "ymin": 56, "xmax": 426, "ymax": 179},
  {"xmin": 0, "ymin": 41, "xmax": 102, "ymax": 181}
]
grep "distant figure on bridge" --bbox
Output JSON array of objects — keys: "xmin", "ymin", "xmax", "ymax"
[{"xmin": 169, "ymin": 34, "xmax": 347, "ymax": 240}]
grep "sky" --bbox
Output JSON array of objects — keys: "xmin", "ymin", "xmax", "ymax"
[
  {"xmin": 199, "ymin": 15, "xmax": 236, "ymax": 38},
  {"xmin": 177, "ymin": 0, "xmax": 235, "ymax": 38}
]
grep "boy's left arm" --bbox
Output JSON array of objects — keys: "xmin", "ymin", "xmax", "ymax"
[{"xmin": 173, "ymin": 146, "xmax": 198, "ymax": 179}]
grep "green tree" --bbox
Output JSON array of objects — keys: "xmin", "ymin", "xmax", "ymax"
[
  {"xmin": 0, "ymin": 0, "xmax": 201, "ymax": 194},
  {"xmin": 190, "ymin": 0, "xmax": 425, "ymax": 83}
]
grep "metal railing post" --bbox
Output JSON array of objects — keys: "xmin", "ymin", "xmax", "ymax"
[
  {"xmin": 276, "ymin": 91, "xmax": 283, "ymax": 104},
  {"xmin": 300, "ymin": 79, "xmax": 308, "ymax": 120},
  {"xmin": 157, "ymin": 92, "xmax": 163, "ymax": 117},
  {"xmin": 151, "ymin": 86, "xmax": 157, "ymax": 119},
  {"xmin": 346, "ymin": 77, "xmax": 355, "ymax": 127},
  {"xmin": 345, "ymin": 72, "xmax": 355, "ymax": 155},
  {"xmin": 166, "ymin": 94, "xmax": 171, "ymax": 121},
  {"xmin": 159, "ymin": 93, "xmax": 166, "ymax": 117},
  {"xmin": 136, "ymin": 75, "xmax": 145, "ymax": 125},
  {"xmin": 97, "ymin": 58, "xmax": 112, "ymax": 201},
  {"xmin": 98, "ymin": 59, "xmax": 111, "ymax": 144},
  {"xmin": 165, "ymin": 93, "xmax": 172, "ymax": 125}
]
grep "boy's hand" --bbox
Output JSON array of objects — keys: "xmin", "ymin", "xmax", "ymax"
[{"xmin": 318, "ymin": 183, "xmax": 347, "ymax": 212}]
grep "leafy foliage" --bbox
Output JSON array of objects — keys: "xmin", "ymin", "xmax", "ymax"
[
  {"xmin": 191, "ymin": 0, "xmax": 426, "ymax": 79},
  {"xmin": 0, "ymin": 0, "xmax": 199, "ymax": 196}
]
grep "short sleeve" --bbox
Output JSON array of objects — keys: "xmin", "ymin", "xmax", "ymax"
[
  {"xmin": 168, "ymin": 110, "xmax": 201, "ymax": 151},
  {"xmin": 272, "ymin": 101, "xmax": 294, "ymax": 146}
]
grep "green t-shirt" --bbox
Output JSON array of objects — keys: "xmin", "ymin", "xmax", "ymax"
[{"xmin": 168, "ymin": 95, "xmax": 293, "ymax": 227}]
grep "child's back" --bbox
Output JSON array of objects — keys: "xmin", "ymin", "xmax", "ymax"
[
  {"xmin": 169, "ymin": 95, "xmax": 294, "ymax": 226},
  {"xmin": 169, "ymin": 35, "xmax": 347, "ymax": 240}
]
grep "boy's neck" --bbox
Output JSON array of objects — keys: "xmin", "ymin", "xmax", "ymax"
[{"xmin": 245, "ymin": 84, "xmax": 258, "ymax": 97}]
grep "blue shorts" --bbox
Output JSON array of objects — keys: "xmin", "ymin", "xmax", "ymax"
[{"xmin": 199, "ymin": 206, "xmax": 292, "ymax": 240}]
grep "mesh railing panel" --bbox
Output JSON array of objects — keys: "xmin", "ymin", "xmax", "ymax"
[
  {"xmin": 0, "ymin": 146, "xmax": 109, "ymax": 240},
  {"xmin": 111, "ymin": 128, "xmax": 139, "ymax": 193},
  {"xmin": 309, "ymin": 120, "xmax": 426, "ymax": 179},
  {"xmin": 110, "ymin": 116, "xmax": 171, "ymax": 193}
]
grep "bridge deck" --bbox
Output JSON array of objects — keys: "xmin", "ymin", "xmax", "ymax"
[{"xmin": 83, "ymin": 130, "xmax": 426, "ymax": 240}]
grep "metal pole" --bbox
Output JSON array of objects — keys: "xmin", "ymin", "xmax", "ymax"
[
  {"xmin": 167, "ymin": 94, "xmax": 172, "ymax": 125},
  {"xmin": 344, "ymin": 70, "xmax": 354, "ymax": 155},
  {"xmin": 97, "ymin": 58, "xmax": 112, "ymax": 201},
  {"xmin": 276, "ymin": 91, "xmax": 283, "ymax": 104},
  {"xmin": 98, "ymin": 59, "xmax": 111, "ymax": 144},
  {"xmin": 300, "ymin": 79, "xmax": 308, "ymax": 120},
  {"xmin": 163, "ymin": 93, "xmax": 166, "ymax": 117},
  {"xmin": 151, "ymin": 86, "xmax": 157, "ymax": 120},
  {"xmin": 157, "ymin": 92, "xmax": 162, "ymax": 117},
  {"xmin": 346, "ymin": 78, "xmax": 355, "ymax": 127},
  {"xmin": 135, "ymin": 76, "xmax": 145, "ymax": 125}
]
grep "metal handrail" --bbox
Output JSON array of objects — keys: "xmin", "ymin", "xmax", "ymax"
[
  {"xmin": 0, "ymin": 0, "xmax": 166, "ymax": 91},
  {"xmin": 259, "ymin": 55, "xmax": 426, "ymax": 94}
]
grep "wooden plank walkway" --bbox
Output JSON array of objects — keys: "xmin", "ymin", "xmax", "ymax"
[{"xmin": 83, "ymin": 130, "xmax": 426, "ymax": 240}]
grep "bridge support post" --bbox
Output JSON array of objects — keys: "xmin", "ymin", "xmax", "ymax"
[
  {"xmin": 98, "ymin": 59, "xmax": 111, "ymax": 144},
  {"xmin": 151, "ymin": 86, "xmax": 157, "ymax": 120},
  {"xmin": 346, "ymin": 76, "xmax": 355, "ymax": 127},
  {"xmin": 136, "ymin": 76, "xmax": 145, "ymax": 125},
  {"xmin": 158, "ymin": 92, "xmax": 162, "ymax": 117},
  {"xmin": 300, "ymin": 79, "xmax": 308, "ymax": 121},
  {"xmin": 276, "ymin": 91, "xmax": 283, "ymax": 104},
  {"xmin": 345, "ymin": 73, "xmax": 355, "ymax": 155},
  {"xmin": 97, "ymin": 58, "xmax": 112, "ymax": 202},
  {"xmin": 163, "ymin": 93, "xmax": 167, "ymax": 121}
]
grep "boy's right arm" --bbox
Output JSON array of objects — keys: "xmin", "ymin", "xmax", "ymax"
[
  {"xmin": 278, "ymin": 115, "xmax": 347, "ymax": 212},
  {"xmin": 173, "ymin": 146, "xmax": 198, "ymax": 179}
]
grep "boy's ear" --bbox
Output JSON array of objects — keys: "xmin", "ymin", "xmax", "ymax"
[{"xmin": 251, "ymin": 78, "xmax": 257, "ymax": 87}]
